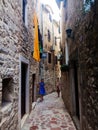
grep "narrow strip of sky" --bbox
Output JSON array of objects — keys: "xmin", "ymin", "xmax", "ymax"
[{"xmin": 41, "ymin": 0, "xmax": 60, "ymax": 21}]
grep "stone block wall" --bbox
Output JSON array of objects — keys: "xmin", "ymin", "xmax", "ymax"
[
  {"xmin": 0, "ymin": 1, "xmax": 21, "ymax": 129},
  {"xmin": 78, "ymin": 4, "xmax": 98, "ymax": 129},
  {"xmin": 61, "ymin": 72, "xmax": 72, "ymax": 113},
  {"xmin": 45, "ymin": 71, "xmax": 55, "ymax": 93},
  {"xmin": 0, "ymin": 0, "xmax": 38, "ymax": 129},
  {"xmin": 61, "ymin": 0, "xmax": 98, "ymax": 130}
]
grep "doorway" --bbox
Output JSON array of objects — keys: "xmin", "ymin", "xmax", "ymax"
[
  {"xmin": 21, "ymin": 62, "xmax": 27, "ymax": 118},
  {"xmin": 19, "ymin": 55, "xmax": 29, "ymax": 129},
  {"xmin": 73, "ymin": 61, "xmax": 80, "ymax": 120},
  {"xmin": 32, "ymin": 74, "xmax": 36, "ymax": 102}
]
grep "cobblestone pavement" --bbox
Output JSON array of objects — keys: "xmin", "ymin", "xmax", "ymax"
[{"xmin": 21, "ymin": 92, "xmax": 76, "ymax": 130}]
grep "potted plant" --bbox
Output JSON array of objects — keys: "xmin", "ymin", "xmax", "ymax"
[{"xmin": 60, "ymin": 64, "xmax": 69, "ymax": 72}]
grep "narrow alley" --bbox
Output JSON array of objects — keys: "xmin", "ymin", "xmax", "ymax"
[
  {"xmin": 0, "ymin": 0, "xmax": 98, "ymax": 130},
  {"xmin": 22, "ymin": 92, "xmax": 76, "ymax": 130}
]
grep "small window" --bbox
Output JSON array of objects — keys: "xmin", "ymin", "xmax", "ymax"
[
  {"xmin": 48, "ymin": 53, "xmax": 51, "ymax": 63},
  {"xmin": 58, "ymin": 26, "xmax": 60, "ymax": 34},
  {"xmin": 2, "ymin": 78, "xmax": 13, "ymax": 107},
  {"xmin": 55, "ymin": 37, "xmax": 57, "ymax": 45},
  {"xmin": 48, "ymin": 30, "xmax": 51, "ymax": 42},
  {"xmin": 22, "ymin": 0, "xmax": 27, "ymax": 25}
]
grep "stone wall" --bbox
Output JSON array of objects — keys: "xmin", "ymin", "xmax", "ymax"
[
  {"xmin": 0, "ymin": 0, "xmax": 38, "ymax": 129},
  {"xmin": 0, "ymin": 1, "xmax": 21, "ymax": 129},
  {"xmin": 61, "ymin": 0, "xmax": 98, "ymax": 130},
  {"xmin": 61, "ymin": 71, "xmax": 72, "ymax": 113},
  {"xmin": 78, "ymin": 3, "xmax": 98, "ymax": 130},
  {"xmin": 36, "ymin": 3, "xmax": 60, "ymax": 94}
]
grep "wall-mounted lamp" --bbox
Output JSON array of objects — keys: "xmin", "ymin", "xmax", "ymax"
[{"xmin": 66, "ymin": 29, "xmax": 72, "ymax": 38}]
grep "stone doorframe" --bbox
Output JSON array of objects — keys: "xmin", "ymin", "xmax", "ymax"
[
  {"xmin": 18, "ymin": 55, "xmax": 29, "ymax": 129},
  {"xmin": 70, "ymin": 60, "xmax": 82, "ymax": 130}
]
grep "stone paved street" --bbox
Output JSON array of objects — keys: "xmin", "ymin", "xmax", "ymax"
[{"xmin": 21, "ymin": 92, "xmax": 76, "ymax": 130}]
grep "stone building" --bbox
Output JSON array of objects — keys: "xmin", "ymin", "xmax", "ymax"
[
  {"xmin": 36, "ymin": 1, "xmax": 61, "ymax": 93},
  {"xmin": 0, "ymin": 0, "xmax": 39, "ymax": 129},
  {"xmin": 53, "ymin": 19, "xmax": 61, "ymax": 79},
  {"xmin": 61, "ymin": 0, "xmax": 98, "ymax": 130}
]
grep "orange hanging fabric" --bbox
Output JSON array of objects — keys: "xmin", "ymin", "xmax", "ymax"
[{"xmin": 33, "ymin": 12, "xmax": 40, "ymax": 62}]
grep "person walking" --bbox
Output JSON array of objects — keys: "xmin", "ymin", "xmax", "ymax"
[
  {"xmin": 38, "ymin": 79, "xmax": 46, "ymax": 101},
  {"xmin": 56, "ymin": 78, "xmax": 60, "ymax": 97}
]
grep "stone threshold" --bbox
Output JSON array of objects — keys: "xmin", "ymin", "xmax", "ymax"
[{"xmin": 21, "ymin": 114, "xmax": 29, "ymax": 128}]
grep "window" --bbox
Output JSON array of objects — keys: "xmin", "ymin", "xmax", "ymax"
[
  {"xmin": 22, "ymin": 0, "xmax": 28, "ymax": 26},
  {"xmin": 55, "ymin": 37, "xmax": 57, "ymax": 45},
  {"xmin": 2, "ymin": 78, "xmax": 13, "ymax": 107},
  {"xmin": 48, "ymin": 53, "xmax": 51, "ymax": 63},
  {"xmin": 58, "ymin": 25, "xmax": 60, "ymax": 34},
  {"xmin": 48, "ymin": 30, "xmax": 51, "ymax": 42}
]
